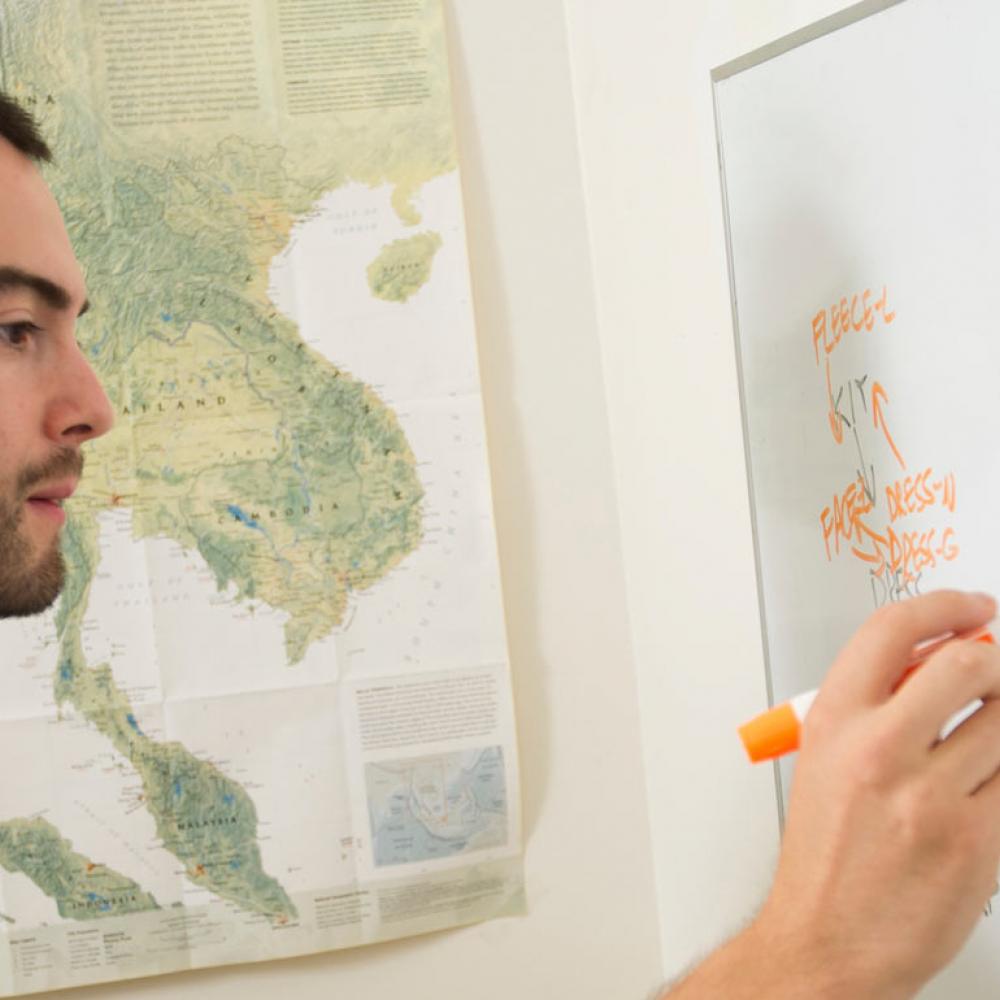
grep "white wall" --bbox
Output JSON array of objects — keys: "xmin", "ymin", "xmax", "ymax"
[
  {"xmin": 30, "ymin": 3, "xmax": 666, "ymax": 999},
  {"xmin": 564, "ymin": 0, "xmax": 856, "ymax": 982}
]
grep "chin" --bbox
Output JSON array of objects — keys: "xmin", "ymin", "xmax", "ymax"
[{"xmin": 0, "ymin": 547, "xmax": 65, "ymax": 618}]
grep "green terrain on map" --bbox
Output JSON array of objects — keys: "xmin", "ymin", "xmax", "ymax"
[{"xmin": 0, "ymin": 818, "xmax": 159, "ymax": 921}]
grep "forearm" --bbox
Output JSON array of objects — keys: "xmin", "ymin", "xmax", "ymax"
[{"xmin": 658, "ymin": 919, "xmax": 910, "ymax": 1000}]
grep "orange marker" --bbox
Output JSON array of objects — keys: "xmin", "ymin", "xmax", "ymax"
[{"xmin": 739, "ymin": 625, "xmax": 996, "ymax": 763}]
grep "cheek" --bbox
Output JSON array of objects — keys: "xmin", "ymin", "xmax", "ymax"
[{"xmin": 0, "ymin": 371, "xmax": 39, "ymax": 490}]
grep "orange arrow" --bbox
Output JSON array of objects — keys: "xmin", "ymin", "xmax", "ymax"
[
  {"xmin": 872, "ymin": 381, "xmax": 906, "ymax": 471},
  {"xmin": 826, "ymin": 358, "xmax": 845, "ymax": 445},
  {"xmin": 851, "ymin": 518, "xmax": 889, "ymax": 570}
]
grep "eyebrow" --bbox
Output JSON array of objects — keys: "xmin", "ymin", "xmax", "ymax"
[{"xmin": 0, "ymin": 266, "xmax": 90, "ymax": 317}]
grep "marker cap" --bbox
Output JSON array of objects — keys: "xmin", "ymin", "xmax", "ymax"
[{"xmin": 738, "ymin": 703, "xmax": 801, "ymax": 763}]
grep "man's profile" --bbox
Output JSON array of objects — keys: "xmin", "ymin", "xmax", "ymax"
[{"xmin": 0, "ymin": 93, "xmax": 112, "ymax": 617}]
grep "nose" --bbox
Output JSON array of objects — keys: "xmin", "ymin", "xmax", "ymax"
[{"xmin": 43, "ymin": 339, "xmax": 115, "ymax": 447}]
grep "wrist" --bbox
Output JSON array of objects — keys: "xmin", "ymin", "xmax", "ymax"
[
  {"xmin": 661, "ymin": 909, "xmax": 919, "ymax": 1000},
  {"xmin": 743, "ymin": 908, "xmax": 916, "ymax": 1000}
]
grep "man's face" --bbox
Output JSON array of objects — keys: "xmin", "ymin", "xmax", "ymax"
[{"xmin": 0, "ymin": 138, "xmax": 113, "ymax": 617}]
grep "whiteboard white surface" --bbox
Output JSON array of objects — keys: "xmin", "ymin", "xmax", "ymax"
[
  {"xmin": 717, "ymin": 0, "xmax": 1000, "ymax": 777},
  {"xmin": 715, "ymin": 1, "xmax": 1000, "ymax": 995},
  {"xmin": 24, "ymin": 3, "xmax": 665, "ymax": 998}
]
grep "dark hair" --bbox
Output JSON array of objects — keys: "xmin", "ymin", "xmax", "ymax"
[{"xmin": 0, "ymin": 93, "xmax": 52, "ymax": 163}]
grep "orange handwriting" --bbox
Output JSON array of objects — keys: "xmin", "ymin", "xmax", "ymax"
[
  {"xmin": 885, "ymin": 468, "xmax": 957, "ymax": 523},
  {"xmin": 820, "ymin": 473, "xmax": 875, "ymax": 560},
  {"xmin": 871, "ymin": 381, "xmax": 906, "ymax": 470},
  {"xmin": 850, "ymin": 521, "xmax": 959, "ymax": 584},
  {"xmin": 811, "ymin": 284, "xmax": 964, "ymax": 600},
  {"xmin": 825, "ymin": 360, "xmax": 847, "ymax": 445},
  {"xmin": 825, "ymin": 369, "xmax": 909, "ymax": 471},
  {"xmin": 812, "ymin": 286, "xmax": 896, "ymax": 364}
]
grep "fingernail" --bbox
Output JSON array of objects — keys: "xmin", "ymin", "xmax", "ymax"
[{"xmin": 973, "ymin": 592, "xmax": 997, "ymax": 609}]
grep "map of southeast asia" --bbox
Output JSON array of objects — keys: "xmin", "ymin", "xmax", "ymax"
[{"xmin": 0, "ymin": 0, "xmax": 523, "ymax": 994}]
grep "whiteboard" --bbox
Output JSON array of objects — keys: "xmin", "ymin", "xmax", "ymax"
[{"xmin": 715, "ymin": 1, "xmax": 1000, "ymax": 995}]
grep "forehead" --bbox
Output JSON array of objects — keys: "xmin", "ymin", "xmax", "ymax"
[{"xmin": 0, "ymin": 138, "xmax": 85, "ymax": 308}]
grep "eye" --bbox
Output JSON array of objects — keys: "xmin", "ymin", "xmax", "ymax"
[{"xmin": 0, "ymin": 321, "xmax": 41, "ymax": 349}]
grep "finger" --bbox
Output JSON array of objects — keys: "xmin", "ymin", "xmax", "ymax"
[
  {"xmin": 887, "ymin": 638, "xmax": 1000, "ymax": 753},
  {"xmin": 932, "ymin": 698, "xmax": 1000, "ymax": 795},
  {"xmin": 820, "ymin": 590, "xmax": 996, "ymax": 711}
]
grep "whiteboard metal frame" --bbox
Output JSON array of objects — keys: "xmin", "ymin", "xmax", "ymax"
[
  {"xmin": 710, "ymin": 0, "xmax": 909, "ymax": 824},
  {"xmin": 712, "ymin": 0, "xmax": 907, "ymax": 82}
]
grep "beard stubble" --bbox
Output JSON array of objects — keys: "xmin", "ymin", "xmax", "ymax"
[{"xmin": 0, "ymin": 449, "xmax": 84, "ymax": 618}]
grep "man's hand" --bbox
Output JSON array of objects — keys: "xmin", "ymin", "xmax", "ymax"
[{"xmin": 663, "ymin": 590, "xmax": 1000, "ymax": 1000}]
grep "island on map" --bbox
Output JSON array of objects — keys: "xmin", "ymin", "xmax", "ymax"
[{"xmin": 367, "ymin": 231, "xmax": 444, "ymax": 303}]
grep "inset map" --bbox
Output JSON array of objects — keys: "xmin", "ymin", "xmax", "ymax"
[{"xmin": 366, "ymin": 748, "xmax": 507, "ymax": 867}]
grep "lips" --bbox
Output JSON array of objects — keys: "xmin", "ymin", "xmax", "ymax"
[
  {"xmin": 24, "ymin": 480, "xmax": 78, "ymax": 526},
  {"xmin": 26, "ymin": 481, "xmax": 78, "ymax": 503}
]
